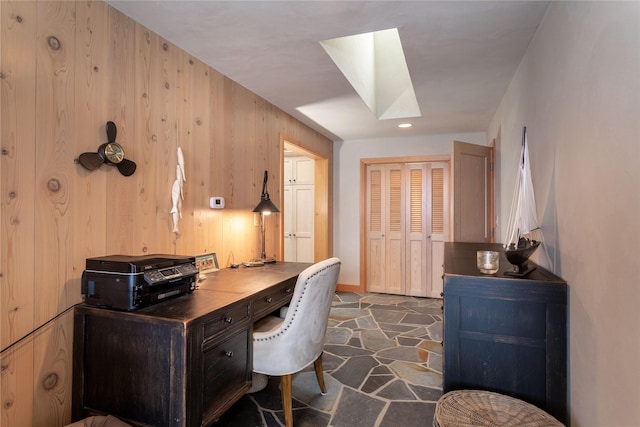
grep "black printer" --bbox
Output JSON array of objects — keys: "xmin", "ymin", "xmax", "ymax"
[{"xmin": 81, "ymin": 254, "xmax": 198, "ymax": 311}]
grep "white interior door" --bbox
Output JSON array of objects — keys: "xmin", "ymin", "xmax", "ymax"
[
  {"xmin": 283, "ymin": 185, "xmax": 294, "ymax": 261},
  {"xmin": 293, "ymin": 184, "xmax": 314, "ymax": 263},
  {"xmin": 284, "ymin": 156, "xmax": 314, "ymax": 262},
  {"xmin": 292, "ymin": 157, "xmax": 314, "ymax": 185}
]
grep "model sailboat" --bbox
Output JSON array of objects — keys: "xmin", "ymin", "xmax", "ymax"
[{"xmin": 504, "ymin": 127, "xmax": 540, "ymax": 276}]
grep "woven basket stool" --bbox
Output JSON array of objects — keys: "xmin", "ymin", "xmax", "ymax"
[{"xmin": 433, "ymin": 390, "xmax": 564, "ymax": 427}]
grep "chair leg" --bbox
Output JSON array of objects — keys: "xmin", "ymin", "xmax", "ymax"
[
  {"xmin": 280, "ymin": 374, "xmax": 293, "ymax": 427},
  {"xmin": 314, "ymin": 353, "xmax": 327, "ymax": 395}
]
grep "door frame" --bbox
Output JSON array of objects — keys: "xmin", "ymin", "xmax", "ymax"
[
  {"xmin": 281, "ymin": 136, "xmax": 330, "ymax": 262},
  {"xmin": 360, "ymin": 155, "xmax": 450, "ymax": 292}
]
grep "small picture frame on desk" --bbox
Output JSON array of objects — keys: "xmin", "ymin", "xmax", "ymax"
[{"xmin": 196, "ymin": 252, "xmax": 219, "ymax": 273}]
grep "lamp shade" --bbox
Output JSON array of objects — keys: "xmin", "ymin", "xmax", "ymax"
[
  {"xmin": 253, "ymin": 196, "xmax": 279, "ymax": 214},
  {"xmin": 253, "ymin": 170, "xmax": 280, "ymax": 213}
]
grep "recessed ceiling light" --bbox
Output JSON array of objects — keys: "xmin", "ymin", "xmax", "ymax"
[{"xmin": 398, "ymin": 123, "xmax": 412, "ymax": 128}]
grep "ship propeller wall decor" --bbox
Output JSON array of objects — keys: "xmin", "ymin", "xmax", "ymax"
[{"xmin": 77, "ymin": 121, "xmax": 137, "ymax": 176}]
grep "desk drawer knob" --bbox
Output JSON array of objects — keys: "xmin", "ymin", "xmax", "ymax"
[
  {"xmin": 224, "ymin": 317, "xmax": 233, "ymax": 324},
  {"xmin": 266, "ymin": 297, "xmax": 273, "ymax": 303},
  {"xmin": 285, "ymin": 288, "xmax": 292, "ymax": 293},
  {"xmin": 225, "ymin": 351, "xmax": 233, "ymax": 358}
]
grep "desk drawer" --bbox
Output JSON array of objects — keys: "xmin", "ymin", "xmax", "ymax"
[
  {"xmin": 202, "ymin": 302, "xmax": 250, "ymax": 345},
  {"xmin": 252, "ymin": 278, "xmax": 295, "ymax": 319},
  {"xmin": 202, "ymin": 327, "xmax": 251, "ymax": 425}
]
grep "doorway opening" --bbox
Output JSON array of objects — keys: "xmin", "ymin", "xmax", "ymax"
[{"xmin": 282, "ymin": 138, "xmax": 330, "ymax": 263}]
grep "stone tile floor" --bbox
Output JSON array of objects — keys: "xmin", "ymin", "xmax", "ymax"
[{"xmin": 214, "ymin": 292, "xmax": 443, "ymax": 427}]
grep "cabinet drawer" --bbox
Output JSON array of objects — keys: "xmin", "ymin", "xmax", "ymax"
[
  {"xmin": 202, "ymin": 327, "xmax": 251, "ymax": 424},
  {"xmin": 202, "ymin": 302, "xmax": 250, "ymax": 345},
  {"xmin": 252, "ymin": 278, "xmax": 295, "ymax": 318}
]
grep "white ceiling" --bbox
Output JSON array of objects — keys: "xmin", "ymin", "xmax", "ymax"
[{"xmin": 107, "ymin": 1, "xmax": 549, "ymax": 142}]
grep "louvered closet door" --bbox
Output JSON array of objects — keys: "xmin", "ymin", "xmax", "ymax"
[
  {"xmin": 385, "ymin": 165, "xmax": 404, "ymax": 294},
  {"xmin": 366, "ymin": 165, "xmax": 386, "ymax": 293},
  {"xmin": 366, "ymin": 164, "xmax": 404, "ymax": 294},
  {"xmin": 406, "ymin": 164, "xmax": 428, "ymax": 296},
  {"xmin": 366, "ymin": 162, "xmax": 448, "ymax": 297},
  {"xmin": 405, "ymin": 163, "xmax": 449, "ymax": 297},
  {"xmin": 429, "ymin": 163, "xmax": 449, "ymax": 297}
]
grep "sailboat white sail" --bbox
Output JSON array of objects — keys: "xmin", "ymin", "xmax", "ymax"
[
  {"xmin": 503, "ymin": 127, "xmax": 541, "ymax": 276},
  {"xmin": 504, "ymin": 127, "xmax": 539, "ymax": 248}
]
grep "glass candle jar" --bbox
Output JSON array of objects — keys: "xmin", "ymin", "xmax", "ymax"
[{"xmin": 477, "ymin": 250, "xmax": 499, "ymax": 274}]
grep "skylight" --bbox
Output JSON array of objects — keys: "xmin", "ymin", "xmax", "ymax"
[{"xmin": 320, "ymin": 28, "xmax": 421, "ymax": 121}]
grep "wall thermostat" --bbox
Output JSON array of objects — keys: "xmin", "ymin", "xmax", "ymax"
[{"xmin": 209, "ymin": 197, "xmax": 225, "ymax": 209}]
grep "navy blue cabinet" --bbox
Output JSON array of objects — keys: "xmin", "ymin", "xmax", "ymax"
[{"xmin": 443, "ymin": 242, "xmax": 567, "ymax": 425}]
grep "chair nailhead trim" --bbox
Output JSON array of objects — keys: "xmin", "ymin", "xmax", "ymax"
[{"xmin": 253, "ymin": 262, "xmax": 338, "ymax": 342}]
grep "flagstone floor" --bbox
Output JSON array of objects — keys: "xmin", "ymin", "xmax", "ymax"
[{"xmin": 214, "ymin": 292, "xmax": 444, "ymax": 427}]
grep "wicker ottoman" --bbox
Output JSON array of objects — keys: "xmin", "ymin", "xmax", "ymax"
[{"xmin": 433, "ymin": 390, "xmax": 563, "ymax": 426}]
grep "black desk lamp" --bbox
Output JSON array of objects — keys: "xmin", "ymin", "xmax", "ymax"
[{"xmin": 253, "ymin": 171, "xmax": 279, "ymax": 263}]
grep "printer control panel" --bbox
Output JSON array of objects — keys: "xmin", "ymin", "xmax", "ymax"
[{"xmin": 144, "ymin": 262, "xmax": 199, "ymax": 286}]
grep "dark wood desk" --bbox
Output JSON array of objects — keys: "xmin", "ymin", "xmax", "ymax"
[
  {"xmin": 72, "ymin": 262, "xmax": 310, "ymax": 427},
  {"xmin": 442, "ymin": 242, "xmax": 567, "ymax": 424}
]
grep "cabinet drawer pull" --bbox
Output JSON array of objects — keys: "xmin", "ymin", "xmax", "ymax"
[
  {"xmin": 266, "ymin": 297, "xmax": 273, "ymax": 303},
  {"xmin": 224, "ymin": 317, "xmax": 233, "ymax": 324},
  {"xmin": 285, "ymin": 288, "xmax": 292, "ymax": 293},
  {"xmin": 225, "ymin": 351, "xmax": 233, "ymax": 358}
]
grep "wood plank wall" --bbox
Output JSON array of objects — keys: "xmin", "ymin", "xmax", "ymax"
[{"xmin": 0, "ymin": 1, "xmax": 333, "ymax": 425}]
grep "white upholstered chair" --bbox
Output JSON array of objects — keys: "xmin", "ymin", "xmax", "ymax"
[{"xmin": 252, "ymin": 257, "xmax": 341, "ymax": 427}]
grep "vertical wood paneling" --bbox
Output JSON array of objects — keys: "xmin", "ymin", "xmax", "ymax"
[
  {"xmin": 207, "ymin": 68, "xmax": 225, "ymax": 260},
  {"xmin": 33, "ymin": 313, "xmax": 73, "ymax": 426},
  {"xmin": 106, "ymin": 6, "xmax": 136, "ymax": 255},
  {"xmin": 208, "ymin": 69, "xmax": 225, "ymax": 198},
  {"xmin": 187, "ymin": 57, "xmax": 213, "ymax": 255},
  {"xmin": 1, "ymin": 2, "xmax": 38, "ymax": 423},
  {"xmin": 34, "ymin": 0, "xmax": 76, "ymax": 323},
  {"xmin": 131, "ymin": 24, "xmax": 153, "ymax": 255},
  {"xmin": 174, "ymin": 49, "xmax": 194, "ymax": 254},
  {"xmin": 154, "ymin": 37, "xmax": 178, "ymax": 253},
  {"xmin": 30, "ymin": 1, "xmax": 110, "ymax": 423},
  {"xmin": 74, "ymin": 0, "xmax": 108, "ymax": 270},
  {"xmin": 0, "ymin": 342, "xmax": 34, "ymax": 426},
  {"xmin": 0, "ymin": 0, "xmax": 37, "ymax": 350},
  {"xmin": 31, "ymin": 2, "xmax": 76, "ymax": 424},
  {"xmin": 221, "ymin": 77, "xmax": 236, "ymax": 209},
  {"xmin": 0, "ymin": 2, "xmax": 333, "ymax": 425}
]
